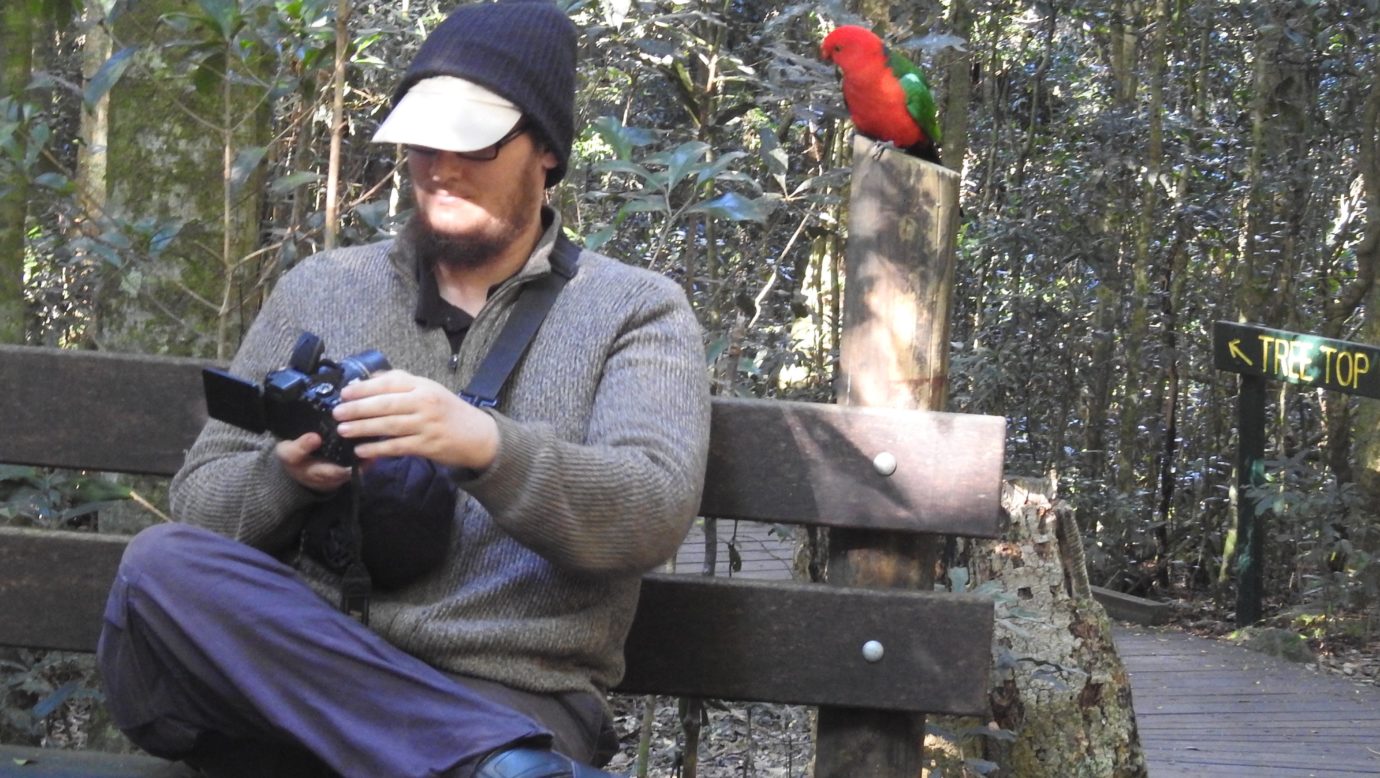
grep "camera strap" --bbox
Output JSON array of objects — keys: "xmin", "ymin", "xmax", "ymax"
[
  {"xmin": 339, "ymin": 466, "xmax": 371, "ymax": 623},
  {"xmin": 334, "ymin": 237, "xmax": 580, "ymax": 625},
  {"xmin": 460, "ymin": 235, "xmax": 580, "ymax": 408}
]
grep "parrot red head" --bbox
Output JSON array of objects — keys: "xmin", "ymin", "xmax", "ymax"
[{"xmin": 820, "ymin": 25, "xmax": 886, "ymax": 71}]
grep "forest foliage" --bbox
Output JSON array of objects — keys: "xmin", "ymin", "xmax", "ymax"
[{"xmin": 4, "ymin": 0, "xmax": 1380, "ymax": 667}]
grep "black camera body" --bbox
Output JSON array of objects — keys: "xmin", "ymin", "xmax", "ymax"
[{"xmin": 202, "ymin": 332, "xmax": 390, "ymax": 465}]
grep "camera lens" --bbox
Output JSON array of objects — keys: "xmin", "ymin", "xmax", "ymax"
[{"xmin": 339, "ymin": 350, "xmax": 391, "ymax": 384}]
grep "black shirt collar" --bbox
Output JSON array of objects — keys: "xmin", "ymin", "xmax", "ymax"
[{"xmin": 413, "ymin": 259, "xmax": 474, "ymax": 335}]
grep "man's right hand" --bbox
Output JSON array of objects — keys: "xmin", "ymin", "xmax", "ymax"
[{"xmin": 275, "ymin": 432, "xmax": 352, "ymax": 493}]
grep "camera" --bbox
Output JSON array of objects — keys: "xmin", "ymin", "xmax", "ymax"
[{"xmin": 202, "ymin": 332, "xmax": 391, "ymax": 465}]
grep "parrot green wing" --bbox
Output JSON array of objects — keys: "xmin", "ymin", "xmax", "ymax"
[{"xmin": 886, "ymin": 47, "xmax": 942, "ymax": 146}]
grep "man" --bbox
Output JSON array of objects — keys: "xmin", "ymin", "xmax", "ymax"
[{"xmin": 95, "ymin": 2, "xmax": 711, "ymax": 777}]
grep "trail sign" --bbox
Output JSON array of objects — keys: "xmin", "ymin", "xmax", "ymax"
[
  {"xmin": 1213, "ymin": 321, "xmax": 1380, "ymax": 399},
  {"xmin": 1212, "ymin": 320, "xmax": 1380, "ymax": 627}
]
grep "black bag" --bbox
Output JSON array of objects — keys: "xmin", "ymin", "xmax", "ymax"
[{"xmin": 300, "ymin": 455, "xmax": 457, "ymax": 590}]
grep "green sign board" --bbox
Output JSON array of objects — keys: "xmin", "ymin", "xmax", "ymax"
[{"xmin": 1212, "ymin": 320, "xmax": 1380, "ymax": 400}]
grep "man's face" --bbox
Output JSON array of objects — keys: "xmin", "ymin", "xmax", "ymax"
[{"xmin": 406, "ymin": 127, "xmax": 557, "ymax": 269}]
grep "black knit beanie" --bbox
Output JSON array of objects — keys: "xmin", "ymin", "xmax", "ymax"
[{"xmin": 396, "ymin": 0, "xmax": 577, "ymax": 187}]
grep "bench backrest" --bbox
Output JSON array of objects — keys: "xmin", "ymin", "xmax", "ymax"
[{"xmin": 0, "ymin": 344, "xmax": 1004, "ymax": 715}]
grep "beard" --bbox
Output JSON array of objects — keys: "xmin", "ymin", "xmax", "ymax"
[{"xmin": 407, "ymin": 181, "xmax": 544, "ymax": 272}]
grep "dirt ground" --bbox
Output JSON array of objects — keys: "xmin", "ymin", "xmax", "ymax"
[
  {"xmin": 1170, "ymin": 598, "xmax": 1380, "ymax": 688},
  {"xmin": 605, "ymin": 695, "xmax": 815, "ymax": 778}
]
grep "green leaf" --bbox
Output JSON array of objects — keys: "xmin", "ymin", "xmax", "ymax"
[
  {"xmin": 148, "ymin": 223, "xmax": 184, "ymax": 255},
  {"xmin": 83, "ymin": 47, "xmax": 139, "ymax": 110},
  {"xmin": 694, "ymin": 150, "xmax": 747, "ymax": 186},
  {"xmin": 704, "ymin": 335, "xmax": 728, "ymax": 364},
  {"xmin": 269, "ymin": 171, "xmax": 324, "ymax": 194},
  {"xmin": 965, "ymin": 758, "xmax": 1002, "ymax": 776},
  {"xmin": 592, "ymin": 159, "xmax": 656, "ymax": 184},
  {"xmin": 39, "ymin": 0, "xmax": 80, "ymax": 26},
  {"xmin": 120, "ymin": 268, "xmax": 144, "ymax": 295},
  {"xmin": 191, "ymin": 58, "xmax": 224, "ymax": 97},
  {"xmin": 70, "ymin": 476, "xmax": 133, "ymax": 503},
  {"xmin": 229, "ymin": 146, "xmax": 268, "ymax": 195},
  {"xmin": 0, "ymin": 465, "xmax": 40, "ymax": 484},
  {"xmin": 584, "ymin": 224, "xmax": 616, "ymax": 252},
  {"xmin": 84, "ymin": 240, "xmax": 124, "ymax": 268},
  {"xmin": 352, "ymin": 199, "xmax": 391, "ymax": 229},
  {"xmin": 98, "ymin": 226, "xmax": 132, "ymax": 251},
  {"xmin": 658, "ymin": 141, "xmax": 709, "ymax": 190},
  {"xmin": 685, "ymin": 191, "xmax": 774, "ymax": 224},
  {"xmin": 32, "ymin": 680, "xmax": 79, "ymax": 719},
  {"xmin": 197, "ymin": 0, "xmax": 242, "ymax": 41},
  {"xmin": 591, "ymin": 115, "xmax": 655, "ymax": 161},
  {"xmin": 33, "ymin": 172, "xmax": 71, "ymax": 192},
  {"xmin": 617, "ymin": 197, "xmax": 668, "ymax": 217},
  {"xmin": 759, "ymin": 128, "xmax": 788, "ymax": 191}
]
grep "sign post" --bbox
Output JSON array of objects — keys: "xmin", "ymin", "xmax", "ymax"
[
  {"xmin": 1233, "ymin": 374, "xmax": 1266, "ymax": 626},
  {"xmin": 1212, "ymin": 321, "xmax": 1380, "ymax": 625}
]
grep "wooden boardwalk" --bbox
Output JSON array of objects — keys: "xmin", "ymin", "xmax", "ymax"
[
  {"xmin": 1119, "ymin": 625, "xmax": 1380, "ymax": 777},
  {"xmin": 680, "ymin": 520, "xmax": 1380, "ymax": 777}
]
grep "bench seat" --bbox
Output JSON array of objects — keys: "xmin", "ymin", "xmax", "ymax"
[{"xmin": 0, "ymin": 343, "xmax": 1006, "ymax": 776}]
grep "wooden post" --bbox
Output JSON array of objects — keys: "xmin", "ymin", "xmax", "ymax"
[{"xmin": 814, "ymin": 136, "xmax": 961, "ymax": 777}]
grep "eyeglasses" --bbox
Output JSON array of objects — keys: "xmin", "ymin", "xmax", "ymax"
[{"xmin": 406, "ymin": 122, "xmax": 529, "ymax": 162}]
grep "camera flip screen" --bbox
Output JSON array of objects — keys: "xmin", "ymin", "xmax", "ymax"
[{"xmin": 202, "ymin": 368, "xmax": 269, "ymax": 433}]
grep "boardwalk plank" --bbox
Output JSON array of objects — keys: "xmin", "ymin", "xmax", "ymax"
[{"xmin": 1139, "ymin": 722, "xmax": 1380, "ymax": 734}]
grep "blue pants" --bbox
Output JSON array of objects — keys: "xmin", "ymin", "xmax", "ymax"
[{"xmin": 97, "ymin": 523, "xmax": 608, "ymax": 777}]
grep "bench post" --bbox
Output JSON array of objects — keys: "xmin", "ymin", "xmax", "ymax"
[{"xmin": 815, "ymin": 137, "xmax": 962, "ymax": 777}]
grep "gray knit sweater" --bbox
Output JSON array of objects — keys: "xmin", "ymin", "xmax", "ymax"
[{"xmin": 169, "ymin": 213, "xmax": 711, "ymax": 699}]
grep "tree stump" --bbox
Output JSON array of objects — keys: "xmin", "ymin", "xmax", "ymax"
[{"xmin": 929, "ymin": 477, "xmax": 1148, "ymax": 777}]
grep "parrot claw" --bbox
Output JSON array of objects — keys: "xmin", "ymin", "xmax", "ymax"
[{"xmin": 868, "ymin": 139, "xmax": 898, "ymax": 160}]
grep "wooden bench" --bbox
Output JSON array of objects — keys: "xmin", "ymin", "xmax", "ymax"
[{"xmin": 0, "ymin": 343, "xmax": 1005, "ymax": 776}]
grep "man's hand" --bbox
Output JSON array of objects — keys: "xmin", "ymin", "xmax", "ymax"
[
  {"xmin": 275, "ymin": 432, "xmax": 352, "ymax": 493},
  {"xmin": 332, "ymin": 370, "xmax": 500, "ymax": 471}
]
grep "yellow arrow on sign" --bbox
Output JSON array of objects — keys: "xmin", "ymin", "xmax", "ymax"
[{"xmin": 1228, "ymin": 339, "xmax": 1253, "ymax": 366}]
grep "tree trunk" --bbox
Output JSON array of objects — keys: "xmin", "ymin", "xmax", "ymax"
[
  {"xmin": 940, "ymin": 0, "xmax": 973, "ymax": 171},
  {"xmin": 1347, "ymin": 46, "xmax": 1380, "ymax": 500},
  {"xmin": 932, "ymin": 478, "xmax": 1150, "ymax": 777},
  {"xmin": 95, "ymin": 0, "xmax": 269, "ymax": 357},
  {"xmin": 0, "ymin": 0, "xmax": 33, "ymax": 344}
]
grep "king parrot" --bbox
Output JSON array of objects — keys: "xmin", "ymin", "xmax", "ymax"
[{"xmin": 821, "ymin": 25, "xmax": 942, "ymax": 165}]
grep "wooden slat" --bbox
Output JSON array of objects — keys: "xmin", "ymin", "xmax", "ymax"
[
  {"xmin": 0, "ymin": 744, "xmax": 198, "ymax": 777},
  {"xmin": 0, "ymin": 528, "xmax": 993, "ymax": 715},
  {"xmin": 0, "ymin": 527, "xmax": 126, "ymax": 652},
  {"xmin": 0, "ymin": 345, "xmax": 1006, "ymax": 537},
  {"xmin": 618, "ymin": 573, "xmax": 992, "ymax": 714},
  {"xmin": 705, "ymin": 398, "xmax": 1005, "ymax": 537},
  {"xmin": 0, "ymin": 345, "xmax": 208, "ymax": 477}
]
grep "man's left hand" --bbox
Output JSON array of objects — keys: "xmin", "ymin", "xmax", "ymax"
[{"xmin": 333, "ymin": 370, "xmax": 499, "ymax": 471}]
